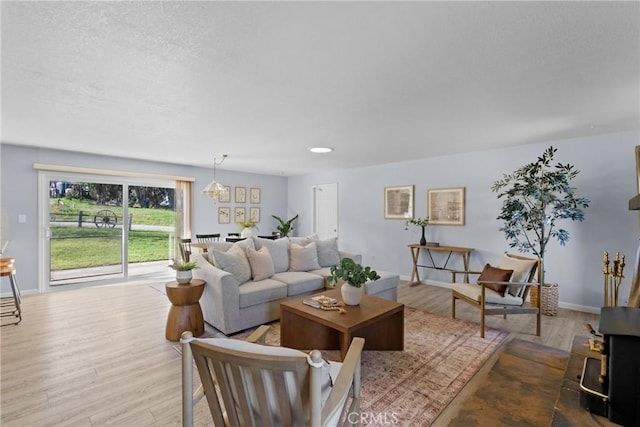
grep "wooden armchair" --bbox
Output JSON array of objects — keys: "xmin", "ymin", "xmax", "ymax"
[
  {"xmin": 451, "ymin": 253, "xmax": 541, "ymax": 338},
  {"xmin": 181, "ymin": 326, "xmax": 364, "ymax": 427}
]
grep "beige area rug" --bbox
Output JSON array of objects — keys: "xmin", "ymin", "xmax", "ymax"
[{"xmin": 193, "ymin": 307, "xmax": 509, "ymax": 426}]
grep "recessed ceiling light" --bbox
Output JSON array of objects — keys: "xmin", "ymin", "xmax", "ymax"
[{"xmin": 309, "ymin": 147, "xmax": 334, "ymax": 154}]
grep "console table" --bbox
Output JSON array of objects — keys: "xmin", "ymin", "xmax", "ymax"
[{"xmin": 408, "ymin": 244, "xmax": 473, "ymax": 284}]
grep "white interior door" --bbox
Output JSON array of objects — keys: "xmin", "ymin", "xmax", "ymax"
[{"xmin": 312, "ymin": 183, "xmax": 338, "ymax": 239}]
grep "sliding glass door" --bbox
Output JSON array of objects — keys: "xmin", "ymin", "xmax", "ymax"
[{"xmin": 43, "ymin": 173, "xmax": 176, "ymax": 287}]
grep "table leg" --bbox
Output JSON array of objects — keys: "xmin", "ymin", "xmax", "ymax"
[
  {"xmin": 410, "ymin": 247, "xmax": 421, "ymax": 285},
  {"xmin": 463, "ymin": 252, "xmax": 471, "ymax": 283}
]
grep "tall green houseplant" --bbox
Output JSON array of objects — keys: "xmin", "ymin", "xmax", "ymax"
[{"xmin": 491, "ymin": 146, "xmax": 590, "ymax": 286}]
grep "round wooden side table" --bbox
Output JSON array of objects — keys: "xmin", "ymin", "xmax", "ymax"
[{"xmin": 165, "ymin": 279, "xmax": 205, "ymax": 341}]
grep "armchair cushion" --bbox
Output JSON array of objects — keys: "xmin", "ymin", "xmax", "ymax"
[
  {"xmin": 477, "ymin": 264, "xmax": 513, "ymax": 297},
  {"xmin": 247, "ymin": 246, "xmax": 275, "ymax": 281},
  {"xmin": 453, "ymin": 282, "xmax": 524, "ymax": 306},
  {"xmin": 496, "ymin": 254, "xmax": 538, "ymax": 297}
]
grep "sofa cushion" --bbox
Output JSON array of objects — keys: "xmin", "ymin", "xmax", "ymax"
[
  {"xmin": 310, "ymin": 236, "xmax": 341, "ymax": 267},
  {"xmin": 211, "ymin": 244, "xmax": 251, "ymax": 285},
  {"xmin": 253, "ymin": 237, "xmax": 289, "ymax": 273},
  {"xmin": 234, "ymin": 237, "xmax": 256, "ymax": 253},
  {"xmin": 272, "ymin": 271, "xmax": 325, "ymax": 297},
  {"xmin": 477, "ymin": 264, "xmax": 513, "ymax": 297},
  {"xmin": 247, "ymin": 246, "xmax": 276, "ymax": 281},
  {"xmin": 288, "ymin": 236, "xmax": 312, "ymax": 246},
  {"xmin": 289, "ymin": 242, "xmax": 321, "ymax": 272},
  {"xmin": 238, "ymin": 279, "xmax": 288, "ymax": 308}
]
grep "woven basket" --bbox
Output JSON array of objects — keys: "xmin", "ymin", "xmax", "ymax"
[{"xmin": 530, "ymin": 283, "xmax": 559, "ymax": 316}]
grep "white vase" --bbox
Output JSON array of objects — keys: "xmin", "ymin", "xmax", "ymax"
[
  {"xmin": 341, "ymin": 283, "xmax": 364, "ymax": 305},
  {"xmin": 240, "ymin": 228, "xmax": 253, "ymax": 238},
  {"xmin": 176, "ymin": 270, "xmax": 192, "ymax": 285}
]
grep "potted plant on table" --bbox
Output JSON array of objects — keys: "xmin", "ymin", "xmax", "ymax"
[
  {"xmin": 271, "ymin": 214, "xmax": 299, "ymax": 237},
  {"xmin": 405, "ymin": 217, "xmax": 430, "ymax": 246},
  {"xmin": 328, "ymin": 258, "xmax": 380, "ymax": 305},
  {"xmin": 237, "ymin": 219, "xmax": 259, "ymax": 238},
  {"xmin": 491, "ymin": 146, "xmax": 590, "ymax": 313},
  {"xmin": 170, "ymin": 261, "xmax": 200, "ymax": 285}
]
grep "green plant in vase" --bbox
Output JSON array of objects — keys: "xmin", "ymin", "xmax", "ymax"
[
  {"xmin": 491, "ymin": 146, "xmax": 590, "ymax": 287},
  {"xmin": 405, "ymin": 217, "xmax": 429, "ymax": 246},
  {"xmin": 271, "ymin": 214, "xmax": 298, "ymax": 237},
  {"xmin": 328, "ymin": 258, "xmax": 380, "ymax": 305},
  {"xmin": 169, "ymin": 260, "xmax": 199, "ymax": 284}
]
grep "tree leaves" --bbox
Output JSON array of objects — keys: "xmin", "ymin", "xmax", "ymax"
[{"xmin": 491, "ymin": 146, "xmax": 590, "ymax": 261}]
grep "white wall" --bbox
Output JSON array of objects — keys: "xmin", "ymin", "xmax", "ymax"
[
  {"xmin": 287, "ymin": 131, "xmax": 640, "ymax": 312},
  {"xmin": 0, "ymin": 144, "xmax": 288, "ymax": 293}
]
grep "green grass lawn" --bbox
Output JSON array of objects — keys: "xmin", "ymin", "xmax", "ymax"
[
  {"xmin": 50, "ymin": 198, "xmax": 175, "ymax": 226},
  {"xmin": 49, "ymin": 197, "xmax": 176, "ymax": 270}
]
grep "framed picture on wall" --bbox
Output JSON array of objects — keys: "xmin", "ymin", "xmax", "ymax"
[
  {"xmin": 428, "ymin": 187, "xmax": 465, "ymax": 225},
  {"xmin": 235, "ymin": 186, "xmax": 246, "ymax": 203},
  {"xmin": 218, "ymin": 186, "xmax": 231, "ymax": 203},
  {"xmin": 234, "ymin": 207, "xmax": 246, "ymax": 224},
  {"xmin": 218, "ymin": 207, "xmax": 230, "ymax": 224},
  {"xmin": 250, "ymin": 187, "xmax": 261, "ymax": 204},
  {"xmin": 250, "ymin": 207, "xmax": 260, "ymax": 223},
  {"xmin": 384, "ymin": 185, "xmax": 414, "ymax": 219}
]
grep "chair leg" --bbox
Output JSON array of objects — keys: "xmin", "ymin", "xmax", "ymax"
[
  {"xmin": 451, "ymin": 294, "xmax": 457, "ymax": 319},
  {"xmin": 480, "ymin": 286, "xmax": 485, "ymax": 338},
  {"xmin": 536, "ymin": 311, "xmax": 541, "ymax": 336}
]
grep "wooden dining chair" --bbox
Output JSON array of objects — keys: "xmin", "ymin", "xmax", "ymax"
[
  {"xmin": 179, "ymin": 238, "xmax": 192, "ymax": 262},
  {"xmin": 181, "ymin": 326, "xmax": 364, "ymax": 427},
  {"xmin": 195, "ymin": 233, "xmax": 220, "ymax": 243}
]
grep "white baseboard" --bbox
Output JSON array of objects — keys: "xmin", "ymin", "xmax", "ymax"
[{"xmin": 401, "ymin": 276, "xmax": 602, "ymax": 314}]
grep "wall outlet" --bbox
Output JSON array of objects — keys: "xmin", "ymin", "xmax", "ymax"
[{"xmin": 18, "ymin": 214, "xmax": 27, "ymax": 224}]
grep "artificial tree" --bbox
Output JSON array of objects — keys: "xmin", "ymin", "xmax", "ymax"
[{"xmin": 491, "ymin": 146, "xmax": 590, "ymax": 286}]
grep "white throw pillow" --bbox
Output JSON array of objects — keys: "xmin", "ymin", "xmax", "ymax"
[
  {"xmin": 254, "ymin": 237, "xmax": 289, "ymax": 273},
  {"xmin": 247, "ymin": 246, "xmax": 276, "ymax": 281},
  {"xmin": 289, "ymin": 242, "xmax": 321, "ymax": 272},
  {"xmin": 310, "ymin": 236, "xmax": 340, "ymax": 267},
  {"xmin": 211, "ymin": 244, "xmax": 251, "ymax": 285}
]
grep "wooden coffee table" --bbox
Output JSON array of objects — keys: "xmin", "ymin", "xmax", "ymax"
[{"xmin": 280, "ymin": 288, "xmax": 404, "ymax": 360}]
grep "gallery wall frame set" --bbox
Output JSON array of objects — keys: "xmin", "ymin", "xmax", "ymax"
[{"xmin": 428, "ymin": 187, "xmax": 465, "ymax": 225}]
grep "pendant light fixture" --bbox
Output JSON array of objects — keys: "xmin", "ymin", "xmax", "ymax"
[{"xmin": 201, "ymin": 154, "xmax": 229, "ymax": 200}]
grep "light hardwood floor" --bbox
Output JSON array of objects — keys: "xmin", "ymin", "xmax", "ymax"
[{"xmin": 0, "ymin": 279, "xmax": 599, "ymax": 426}]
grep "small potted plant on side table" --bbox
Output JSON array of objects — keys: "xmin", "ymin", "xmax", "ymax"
[
  {"xmin": 328, "ymin": 258, "xmax": 380, "ymax": 305},
  {"xmin": 170, "ymin": 261, "xmax": 200, "ymax": 284}
]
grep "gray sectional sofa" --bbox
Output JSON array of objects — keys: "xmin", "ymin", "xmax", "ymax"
[{"xmin": 193, "ymin": 236, "xmax": 399, "ymax": 335}]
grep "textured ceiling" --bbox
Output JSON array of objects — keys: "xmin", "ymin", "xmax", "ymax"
[{"xmin": 1, "ymin": 1, "xmax": 639, "ymax": 176}]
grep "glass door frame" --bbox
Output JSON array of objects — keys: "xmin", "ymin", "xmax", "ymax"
[{"xmin": 38, "ymin": 171, "xmax": 174, "ymax": 292}]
